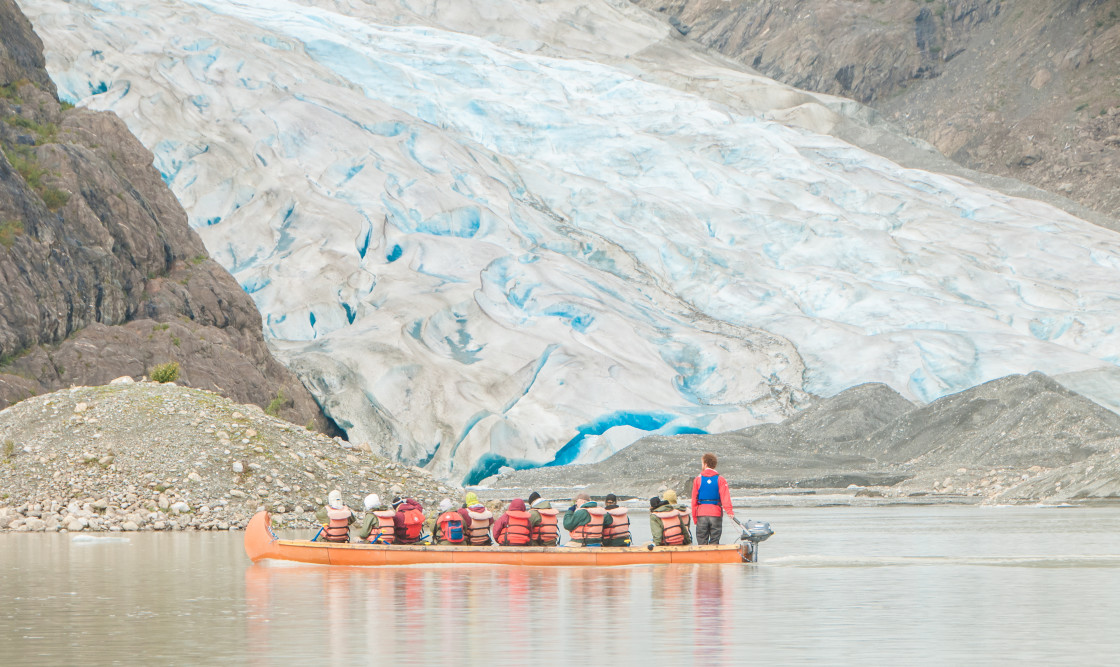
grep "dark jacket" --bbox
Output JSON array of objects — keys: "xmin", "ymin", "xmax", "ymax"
[
  {"xmin": 393, "ymin": 498, "xmax": 425, "ymax": 544},
  {"xmin": 491, "ymin": 498, "xmax": 528, "ymax": 544}
]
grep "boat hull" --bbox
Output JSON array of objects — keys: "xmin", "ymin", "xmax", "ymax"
[{"xmin": 244, "ymin": 512, "xmax": 751, "ymax": 566}]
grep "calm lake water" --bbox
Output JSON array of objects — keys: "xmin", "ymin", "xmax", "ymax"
[{"xmin": 2, "ymin": 505, "xmax": 1119, "ymax": 665}]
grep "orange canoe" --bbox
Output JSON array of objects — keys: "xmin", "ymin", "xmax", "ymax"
[{"xmin": 244, "ymin": 511, "xmax": 756, "ymax": 566}]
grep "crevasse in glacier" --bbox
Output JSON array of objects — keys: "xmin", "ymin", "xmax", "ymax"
[{"xmin": 21, "ymin": 0, "xmax": 1120, "ymax": 483}]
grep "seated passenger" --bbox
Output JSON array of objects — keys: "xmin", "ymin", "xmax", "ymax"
[
  {"xmin": 357, "ymin": 493, "xmax": 397, "ymax": 544},
  {"xmin": 315, "ymin": 490, "xmax": 355, "ymax": 543},
  {"xmin": 601, "ymin": 494, "xmax": 631, "ymax": 546},
  {"xmin": 650, "ymin": 497, "xmax": 686, "ymax": 546},
  {"xmin": 458, "ymin": 498, "xmax": 494, "ymax": 546},
  {"xmin": 661, "ymin": 489, "xmax": 692, "ymax": 546},
  {"xmin": 528, "ymin": 494, "xmax": 560, "ymax": 547},
  {"xmin": 433, "ymin": 498, "xmax": 467, "ymax": 546},
  {"xmin": 563, "ymin": 493, "xmax": 612, "ymax": 547},
  {"xmin": 493, "ymin": 499, "xmax": 533, "ymax": 546},
  {"xmin": 392, "ymin": 496, "xmax": 425, "ymax": 545}
]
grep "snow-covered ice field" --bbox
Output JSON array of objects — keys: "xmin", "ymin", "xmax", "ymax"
[{"xmin": 21, "ymin": 0, "xmax": 1120, "ymax": 482}]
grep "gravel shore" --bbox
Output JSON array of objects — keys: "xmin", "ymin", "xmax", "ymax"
[{"xmin": 0, "ymin": 380, "xmax": 458, "ymax": 532}]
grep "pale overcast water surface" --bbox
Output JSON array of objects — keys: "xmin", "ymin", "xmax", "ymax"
[{"xmin": 2, "ymin": 506, "xmax": 1118, "ymax": 665}]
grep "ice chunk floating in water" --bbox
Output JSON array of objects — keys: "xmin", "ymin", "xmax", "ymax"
[{"xmin": 23, "ymin": 0, "xmax": 1120, "ymax": 482}]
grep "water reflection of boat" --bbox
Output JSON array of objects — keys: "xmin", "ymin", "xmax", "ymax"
[{"xmin": 244, "ymin": 511, "xmax": 764, "ymax": 566}]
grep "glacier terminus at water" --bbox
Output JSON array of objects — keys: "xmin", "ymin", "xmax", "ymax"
[{"xmin": 21, "ymin": 0, "xmax": 1120, "ymax": 482}]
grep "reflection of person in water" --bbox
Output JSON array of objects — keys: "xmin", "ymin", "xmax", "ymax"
[{"xmin": 694, "ymin": 566, "xmax": 729, "ymax": 664}]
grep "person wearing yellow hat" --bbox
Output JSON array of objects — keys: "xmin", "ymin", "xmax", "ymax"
[
  {"xmin": 661, "ymin": 489, "xmax": 692, "ymax": 545},
  {"xmin": 458, "ymin": 491, "xmax": 493, "ymax": 545}
]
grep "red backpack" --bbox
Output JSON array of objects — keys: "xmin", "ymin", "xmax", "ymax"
[{"xmin": 397, "ymin": 506, "xmax": 424, "ymax": 541}]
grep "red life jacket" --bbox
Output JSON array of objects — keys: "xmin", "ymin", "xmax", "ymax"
[
  {"xmin": 466, "ymin": 507, "xmax": 493, "ymax": 545},
  {"xmin": 653, "ymin": 509, "xmax": 684, "ymax": 546},
  {"xmin": 603, "ymin": 507, "xmax": 630, "ymax": 543},
  {"xmin": 396, "ymin": 506, "xmax": 424, "ymax": 543},
  {"xmin": 531, "ymin": 508, "xmax": 559, "ymax": 546},
  {"xmin": 497, "ymin": 510, "xmax": 532, "ymax": 546},
  {"xmin": 367, "ymin": 509, "xmax": 396, "ymax": 544},
  {"xmin": 324, "ymin": 506, "xmax": 352, "ymax": 543},
  {"xmin": 568, "ymin": 506, "xmax": 607, "ymax": 544},
  {"xmin": 437, "ymin": 510, "xmax": 466, "ymax": 544}
]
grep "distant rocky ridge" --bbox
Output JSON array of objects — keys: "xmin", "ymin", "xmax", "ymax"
[
  {"xmin": 0, "ymin": 0, "xmax": 331, "ymax": 430},
  {"xmin": 0, "ymin": 381, "xmax": 455, "ymax": 532},
  {"xmin": 488, "ymin": 373, "xmax": 1120, "ymax": 505},
  {"xmin": 631, "ymin": 0, "xmax": 1120, "ymax": 222}
]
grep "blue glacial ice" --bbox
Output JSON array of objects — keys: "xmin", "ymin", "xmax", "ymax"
[{"xmin": 22, "ymin": 0, "xmax": 1120, "ymax": 482}]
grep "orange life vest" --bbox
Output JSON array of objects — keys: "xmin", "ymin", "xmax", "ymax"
[
  {"xmin": 437, "ymin": 510, "xmax": 466, "ymax": 544},
  {"xmin": 324, "ymin": 506, "xmax": 352, "ymax": 543},
  {"xmin": 396, "ymin": 506, "xmax": 425, "ymax": 543},
  {"xmin": 466, "ymin": 508, "xmax": 493, "ymax": 545},
  {"xmin": 603, "ymin": 507, "xmax": 630, "ymax": 543},
  {"xmin": 497, "ymin": 510, "xmax": 532, "ymax": 546},
  {"xmin": 568, "ymin": 506, "xmax": 607, "ymax": 544},
  {"xmin": 653, "ymin": 509, "xmax": 684, "ymax": 546},
  {"xmin": 531, "ymin": 508, "xmax": 559, "ymax": 546},
  {"xmin": 367, "ymin": 509, "xmax": 396, "ymax": 544}
]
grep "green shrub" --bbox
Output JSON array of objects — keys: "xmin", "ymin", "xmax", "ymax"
[
  {"xmin": 0, "ymin": 80, "xmax": 27, "ymax": 103},
  {"xmin": 149, "ymin": 361, "xmax": 180, "ymax": 383},
  {"xmin": 1, "ymin": 146, "xmax": 67, "ymax": 210},
  {"xmin": 41, "ymin": 187, "xmax": 69, "ymax": 211},
  {"xmin": 4, "ymin": 115, "xmax": 59, "ymax": 144},
  {"xmin": 0, "ymin": 220, "xmax": 23, "ymax": 248},
  {"xmin": 266, "ymin": 389, "xmax": 287, "ymax": 416},
  {"xmin": 3, "ymin": 439, "xmax": 15, "ymax": 460}
]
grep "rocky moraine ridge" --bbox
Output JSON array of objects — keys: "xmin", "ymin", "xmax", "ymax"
[
  {"xmin": 490, "ymin": 373, "xmax": 1120, "ymax": 506},
  {"xmin": 0, "ymin": 0, "xmax": 332, "ymax": 431},
  {"xmin": 0, "ymin": 381, "xmax": 455, "ymax": 532}
]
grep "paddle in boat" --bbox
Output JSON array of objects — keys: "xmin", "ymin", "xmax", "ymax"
[{"xmin": 244, "ymin": 511, "xmax": 774, "ymax": 566}]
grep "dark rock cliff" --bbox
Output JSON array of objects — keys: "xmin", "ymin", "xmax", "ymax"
[
  {"xmin": 630, "ymin": 0, "xmax": 1120, "ymax": 220},
  {"xmin": 0, "ymin": 0, "xmax": 334, "ymax": 431}
]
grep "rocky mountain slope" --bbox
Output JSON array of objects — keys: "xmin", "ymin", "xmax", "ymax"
[
  {"xmin": 0, "ymin": 381, "xmax": 454, "ymax": 532},
  {"xmin": 489, "ymin": 373, "xmax": 1120, "ymax": 505},
  {"xmin": 631, "ymin": 0, "xmax": 1120, "ymax": 221},
  {"xmin": 0, "ymin": 0, "xmax": 331, "ymax": 430}
]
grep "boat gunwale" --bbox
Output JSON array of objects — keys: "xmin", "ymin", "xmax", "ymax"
[
  {"xmin": 274, "ymin": 537, "xmax": 744, "ymax": 554},
  {"xmin": 245, "ymin": 511, "xmax": 752, "ymax": 565}
]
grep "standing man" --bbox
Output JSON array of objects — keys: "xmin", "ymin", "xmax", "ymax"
[{"xmin": 691, "ymin": 453, "xmax": 734, "ymax": 545}]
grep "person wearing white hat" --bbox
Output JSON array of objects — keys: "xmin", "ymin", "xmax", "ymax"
[
  {"xmin": 356, "ymin": 493, "xmax": 396, "ymax": 543},
  {"xmin": 314, "ymin": 489, "xmax": 355, "ymax": 542}
]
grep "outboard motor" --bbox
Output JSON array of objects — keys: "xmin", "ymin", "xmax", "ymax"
[{"xmin": 736, "ymin": 519, "xmax": 773, "ymax": 563}]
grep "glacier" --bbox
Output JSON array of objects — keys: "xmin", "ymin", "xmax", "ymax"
[{"xmin": 20, "ymin": 0, "xmax": 1120, "ymax": 483}]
